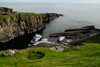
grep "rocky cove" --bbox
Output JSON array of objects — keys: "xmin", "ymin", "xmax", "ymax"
[
  {"xmin": 0, "ymin": 7, "xmax": 100, "ymax": 51},
  {"xmin": 0, "ymin": 7, "xmax": 62, "ymax": 50},
  {"xmin": 30, "ymin": 26, "xmax": 100, "ymax": 52}
]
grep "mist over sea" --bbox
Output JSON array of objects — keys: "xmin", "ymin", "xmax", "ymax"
[{"xmin": 0, "ymin": 3, "xmax": 100, "ymax": 41}]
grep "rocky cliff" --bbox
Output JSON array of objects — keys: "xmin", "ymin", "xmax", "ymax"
[
  {"xmin": 0, "ymin": 7, "xmax": 61, "ymax": 43},
  {"xmin": 0, "ymin": 7, "xmax": 16, "ymax": 15}
]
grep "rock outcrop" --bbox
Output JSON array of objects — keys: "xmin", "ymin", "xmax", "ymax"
[
  {"xmin": 0, "ymin": 7, "xmax": 16, "ymax": 15},
  {"xmin": 0, "ymin": 7, "xmax": 62, "ymax": 43},
  {"xmin": 40, "ymin": 13, "xmax": 62, "ymax": 22},
  {"xmin": 32, "ymin": 38, "xmax": 68, "ymax": 52},
  {"xmin": 49, "ymin": 26, "xmax": 100, "ymax": 45},
  {"xmin": 29, "ymin": 26, "xmax": 100, "ymax": 52}
]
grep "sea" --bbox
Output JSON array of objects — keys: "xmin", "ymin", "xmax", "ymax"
[{"xmin": 0, "ymin": 3, "xmax": 100, "ymax": 49}]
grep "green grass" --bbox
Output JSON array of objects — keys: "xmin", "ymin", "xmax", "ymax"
[
  {"xmin": 0, "ymin": 37, "xmax": 100, "ymax": 67},
  {"xmin": 18, "ymin": 12, "xmax": 36, "ymax": 15},
  {"xmin": 0, "ymin": 12, "xmax": 37, "ymax": 18},
  {"xmin": 0, "ymin": 14, "xmax": 16, "ymax": 18}
]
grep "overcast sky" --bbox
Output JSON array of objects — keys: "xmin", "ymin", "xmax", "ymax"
[{"xmin": 0, "ymin": 0, "xmax": 100, "ymax": 3}]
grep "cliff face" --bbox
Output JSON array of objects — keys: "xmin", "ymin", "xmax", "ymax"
[{"xmin": 0, "ymin": 12, "xmax": 60, "ymax": 43}]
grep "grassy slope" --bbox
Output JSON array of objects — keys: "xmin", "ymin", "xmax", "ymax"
[{"xmin": 0, "ymin": 37, "xmax": 100, "ymax": 67}]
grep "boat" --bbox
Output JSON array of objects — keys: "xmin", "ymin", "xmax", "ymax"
[
  {"xmin": 28, "ymin": 34, "xmax": 42, "ymax": 47},
  {"xmin": 57, "ymin": 36, "xmax": 65, "ymax": 42},
  {"xmin": 30, "ymin": 34, "xmax": 42, "ymax": 43}
]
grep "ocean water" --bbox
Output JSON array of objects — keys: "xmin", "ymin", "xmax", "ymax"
[{"xmin": 0, "ymin": 3, "xmax": 100, "ymax": 42}]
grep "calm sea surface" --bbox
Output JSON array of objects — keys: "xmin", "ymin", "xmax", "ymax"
[{"xmin": 0, "ymin": 3, "xmax": 100, "ymax": 42}]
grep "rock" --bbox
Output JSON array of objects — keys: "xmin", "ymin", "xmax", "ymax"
[
  {"xmin": 82, "ymin": 25, "xmax": 95, "ymax": 30},
  {"xmin": 50, "ymin": 26, "xmax": 100, "ymax": 38},
  {"xmin": 65, "ymin": 29, "xmax": 88, "ymax": 32},
  {"xmin": 49, "ymin": 32, "xmax": 73, "ymax": 37},
  {"xmin": 59, "ymin": 14, "xmax": 63, "ymax": 16},
  {"xmin": 0, "ymin": 7, "xmax": 16, "ymax": 15},
  {"xmin": 4, "ymin": 49, "xmax": 15, "ymax": 56},
  {"xmin": 41, "ymin": 38, "xmax": 48, "ymax": 41},
  {"xmin": 49, "ymin": 26, "xmax": 100, "ymax": 46},
  {"xmin": 50, "ymin": 46, "xmax": 65, "ymax": 52},
  {"xmin": 66, "ymin": 39, "xmax": 73, "ymax": 43},
  {"xmin": 40, "ymin": 13, "xmax": 60, "ymax": 22},
  {"xmin": 0, "ymin": 11, "xmax": 61, "ymax": 43},
  {"xmin": 65, "ymin": 26, "xmax": 96, "ymax": 32},
  {"xmin": 33, "ymin": 41, "xmax": 69, "ymax": 52}
]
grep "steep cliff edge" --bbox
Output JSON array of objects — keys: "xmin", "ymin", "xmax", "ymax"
[{"xmin": 0, "ymin": 7, "xmax": 62, "ymax": 43}]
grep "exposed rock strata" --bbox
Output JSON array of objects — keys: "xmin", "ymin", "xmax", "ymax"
[
  {"xmin": 0, "ymin": 7, "xmax": 62, "ymax": 43},
  {"xmin": 49, "ymin": 26, "xmax": 100, "ymax": 45}
]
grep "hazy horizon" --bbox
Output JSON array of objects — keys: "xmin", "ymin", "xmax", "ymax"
[{"xmin": 0, "ymin": 0, "xmax": 100, "ymax": 4}]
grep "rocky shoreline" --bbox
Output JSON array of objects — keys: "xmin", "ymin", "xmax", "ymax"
[
  {"xmin": 0, "ymin": 7, "xmax": 62, "ymax": 43},
  {"xmin": 50, "ymin": 26, "xmax": 100, "ymax": 45},
  {"xmin": 0, "ymin": 7, "xmax": 100, "ymax": 52},
  {"xmin": 50, "ymin": 26, "xmax": 100, "ymax": 42},
  {"xmin": 30, "ymin": 26, "xmax": 100, "ymax": 52}
]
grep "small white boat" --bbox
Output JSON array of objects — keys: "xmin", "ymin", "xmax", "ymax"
[
  {"xmin": 57, "ymin": 36, "xmax": 65, "ymax": 42},
  {"xmin": 28, "ymin": 34, "xmax": 42, "ymax": 47},
  {"xmin": 30, "ymin": 34, "xmax": 42, "ymax": 43}
]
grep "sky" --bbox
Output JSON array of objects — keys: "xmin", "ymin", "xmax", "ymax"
[{"xmin": 0, "ymin": 0, "xmax": 100, "ymax": 3}]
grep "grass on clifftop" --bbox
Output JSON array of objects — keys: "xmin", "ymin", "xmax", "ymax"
[
  {"xmin": 0, "ymin": 12, "xmax": 37, "ymax": 18},
  {"xmin": 0, "ymin": 37, "xmax": 100, "ymax": 67}
]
